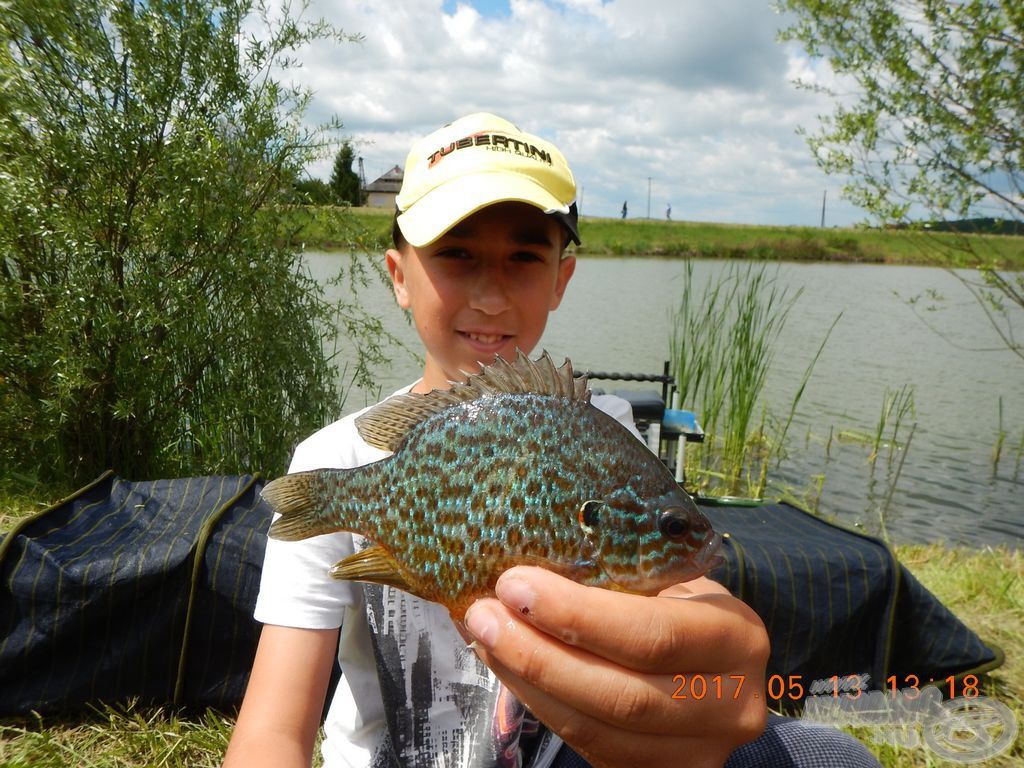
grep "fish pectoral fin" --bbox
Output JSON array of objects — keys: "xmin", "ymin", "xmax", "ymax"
[
  {"xmin": 602, "ymin": 581, "xmax": 639, "ymax": 593},
  {"xmin": 567, "ymin": 559, "xmax": 603, "ymax": 581},
  {"xmin": 330, "ymin": 545, "xmax": 413, "ymax": 591}
]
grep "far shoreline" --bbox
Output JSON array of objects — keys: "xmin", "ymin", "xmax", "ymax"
[{"xmin": 288, "ymin": 205, "xmax": 1024, "ymax": 270}]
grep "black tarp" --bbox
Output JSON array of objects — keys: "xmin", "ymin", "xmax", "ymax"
[
  {"xmin": 0, "ymin": 472, "xmax": 268, "ymax": 715},
  {"xmin": 0, "ymin": 473, "xmax": 1003, "ymax": 716},
  {"xmin": 705, "ymin": 502, "xmax": 1002, "ymax": 707}
]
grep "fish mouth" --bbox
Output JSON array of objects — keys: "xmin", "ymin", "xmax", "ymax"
[{"xmin": 696, "ymin": 530, "xmax": 725, "ymax": 572}]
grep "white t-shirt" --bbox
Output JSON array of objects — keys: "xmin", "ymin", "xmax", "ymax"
[{"xmin": 255, "ymin": 386, "xmax": 642, "ymax": 768}]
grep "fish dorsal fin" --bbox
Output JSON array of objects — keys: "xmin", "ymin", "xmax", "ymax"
[{"xmin": 355, "ymin": 349, "xmax": 590, "ymax": 452}]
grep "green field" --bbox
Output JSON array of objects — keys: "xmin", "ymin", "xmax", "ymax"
[{"xmin": 292, "ymin": 205, "xmax": 1024, "ymax": 269}]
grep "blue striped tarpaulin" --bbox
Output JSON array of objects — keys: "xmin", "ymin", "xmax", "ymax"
[
  {"xmin": 0, "ymin": 475, "xmax": 1002, "ymax": 716},
  {"xmin": 706, "ymin": 502, "xmax": 1002, "ymax": 708},
  {"xmin": 0, "ymin": 472, "xmax": 271, "ymax": 715}
]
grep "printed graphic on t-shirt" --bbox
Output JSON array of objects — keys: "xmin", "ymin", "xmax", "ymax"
[{"xmin": 362, "ymin": 583, "xmax": 528, "ymax": 768}]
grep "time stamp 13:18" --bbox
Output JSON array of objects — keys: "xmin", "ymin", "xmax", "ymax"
[{"xmin": 669, "ymin": 673, "xmax": 982, "ymax": 701}]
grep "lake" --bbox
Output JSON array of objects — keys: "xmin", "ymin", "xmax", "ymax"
[{"xmin": 304, "ymin": 252, "xmax": 1023, "ymax": 548}]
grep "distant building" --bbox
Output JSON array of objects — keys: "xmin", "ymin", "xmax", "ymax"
[{"xmin": 362, "ymin": 165, "xmax": 403, "ymax": 208}]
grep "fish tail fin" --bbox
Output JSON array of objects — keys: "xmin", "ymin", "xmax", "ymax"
[{"xmin": 263, "ymin": 471, "xmax": 328, "ymax": 541}]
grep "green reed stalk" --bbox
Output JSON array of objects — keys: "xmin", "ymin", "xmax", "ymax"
[
  {"xmin": 670, "ymin": 261, "xmax": 801, "ymax": 496},
  {"xmin": 992, "ymin": 396, "xmax": 1006, "ymax": 472},
  {"xmin": 888, "ymin": 386, "xmax": 915, "ymax": 465},
  {"xmin": 1015, "ymin": 429, "xmax": 1024, "ymax": 480},
  {"xmin": 868, "ymin": 385, "xmax": 915, "ymax": 466},
  {"xmin": 878, "ymin": 422, "xmax": 917, "ymax": 542},
  {"xmin": 670, "ymin": 261, "xmax": 731, "ymax": 439},
  {"xmin": 775, "ymin": 313, "xmax": 842, "ymax": 468}
]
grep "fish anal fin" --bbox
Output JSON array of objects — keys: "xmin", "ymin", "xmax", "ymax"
[{"xmin": 330, "ymin": 545, "xmax": 415, "ymax": 592}]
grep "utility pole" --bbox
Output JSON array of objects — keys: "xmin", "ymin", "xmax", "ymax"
[
  {"xmin": 821, "ymin": 189, "xmax": 827, "ymax": 228},
  {"xmin": 358, "ymin": 157, "xmax": 367, "ymax": 206},
  {"xmin": 647, "ymin": 177, "xmax": 652, "ymax": 219}
]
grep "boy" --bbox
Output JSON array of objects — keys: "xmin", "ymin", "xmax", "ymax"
[{"xmin": 225, "ymin": 114, "xmax": 878, "ymax": 768}]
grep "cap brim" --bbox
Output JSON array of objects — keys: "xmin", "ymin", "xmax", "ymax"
[{"xmin": 397, "ymin": 172, "xmax": 574, "ymax": 247}]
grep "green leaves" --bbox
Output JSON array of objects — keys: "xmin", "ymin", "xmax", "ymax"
[
  {"xmin": 0, "ymin": 1, "xmax": 385, "ymax": 485},
  {"xmin": 780, "ymin": 0, "xmax": 1023, "ymax": 227},
  {"xmin": 780, "ymin": 0, "xmax": 1023, "ymax": 359}
]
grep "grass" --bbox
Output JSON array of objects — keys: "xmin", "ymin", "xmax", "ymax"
[
  {"xmin": 843, "ymin": 544, "xmax": 1024, "ymax": 767},
  {"xmin": 0, "ymin": 704, "xmax": 235, "ymax": 768},
  {"xmin": 1, "ymin": 494, "xmax": 1020, "ymax": 767},
  {"xmin": 289, "ymin": 205, "xmax": 1024, "ymax": 269}
]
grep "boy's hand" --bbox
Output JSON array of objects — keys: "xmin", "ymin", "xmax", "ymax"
[{"xmin": 464, "ymin": 567, "xmax": 769, "ymax": 768}]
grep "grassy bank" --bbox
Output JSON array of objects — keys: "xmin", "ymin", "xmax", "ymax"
[
  {"xmin": 294, "ymin": 205, "xmax": 1024, "ymax": 269},
  {"xmin": 0, "ymin": 492, "xmax": 1020, "ymax": 766}
]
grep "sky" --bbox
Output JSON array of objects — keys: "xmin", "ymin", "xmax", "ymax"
[{"xmin": 287, "ymin": 0, "xmax": 865, "ymax": 227}]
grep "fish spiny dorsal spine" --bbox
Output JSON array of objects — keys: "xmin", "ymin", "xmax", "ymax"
[{"xmin": 354, "ymin": 350, "xmax": 588, "ymax": 452}]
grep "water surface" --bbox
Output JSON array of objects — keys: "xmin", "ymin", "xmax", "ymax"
[{"xmin": 305, "ymin": 252, "xmax": 1023, "ymax": 548}]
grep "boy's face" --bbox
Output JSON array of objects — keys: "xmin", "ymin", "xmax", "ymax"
[{"xmin": 387, "ymin": 202, "xmax": 576, "ymax": 393}]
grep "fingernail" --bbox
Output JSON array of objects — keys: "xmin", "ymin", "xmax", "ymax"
[
  {"xmin": 495, "ymin": 575, "xmax": 536, "ymax": 617},
  {"xmin": 464, "ymin": 602, "xmax": 499, "ymax": 649}
]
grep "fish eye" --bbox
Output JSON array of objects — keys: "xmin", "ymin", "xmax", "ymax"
[
  {"xmin": 579, "ymin": 500, "xmax": 602, "ymax": 530},
  {"xmin": 659, "ymin": 508, "xmax": 691, "ymax": 541}
]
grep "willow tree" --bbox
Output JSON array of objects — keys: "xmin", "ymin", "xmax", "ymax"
[
  {"xmin": 0, "ymin": 0, "xmax": 385, "ymax": 485},
  {"xmin": 780, "ymin": 0, "xmax": 1023, "ymax": 359}
]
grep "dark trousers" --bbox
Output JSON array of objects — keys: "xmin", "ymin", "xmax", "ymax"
[{"xmin": 551, "ymin": 714, "xmax": 881, "ymax": 767}]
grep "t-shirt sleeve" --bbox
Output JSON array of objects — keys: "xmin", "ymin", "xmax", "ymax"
[
  {"xmin": 253, "ymin": 417, "xmax": 378, "ymax": 629},
  {"xmin": 590, "ymin": 392, "xmax": 645, "ymax": 443}
]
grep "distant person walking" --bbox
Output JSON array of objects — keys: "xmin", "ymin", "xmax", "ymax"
[
  {"xmin": 621, "ymin": 201, "xmax": 628, "ymax": 219},
  {"xmin": 666, "ymin": 202, "xmax": 672, "ymax": 221}
]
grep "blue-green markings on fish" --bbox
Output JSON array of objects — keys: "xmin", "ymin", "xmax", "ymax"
[{"xmin": 262, "ymin": 351, "xmax": 722, "ymax": 618}]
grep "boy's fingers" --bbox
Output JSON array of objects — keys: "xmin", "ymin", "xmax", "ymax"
[
  {"xmin": 483, "ymin": 659, "xmax": 737, "ymax": 768},
  {"xmin": 463, "ymin": 598, "xmax": 760, "ymax": 735},
  {"xmin": 483, "ymin": 566, "xmax": 768, "ymax": 674}
]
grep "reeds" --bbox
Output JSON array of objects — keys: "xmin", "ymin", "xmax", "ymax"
[
  {"xmin": 825, "ymin": 385, "xmax": 919, "ymax": 539},
  {"xmin": 868, "ymin": 385, "xmax": 916, "ymax": 468},
  {"xmin": 669, "ymin": 261, "xmax": 805, "ymax": 496},
  {"xmin": 993, "ymin": 396, "xmax": 1007, "ymax": 472},
  {"xmin": 834, "ymin": 385, "xmax": 917, "ymax": 466},
  {"xmin": 775, "ymin": 313, "xmax": 842, "ymax": 468}
]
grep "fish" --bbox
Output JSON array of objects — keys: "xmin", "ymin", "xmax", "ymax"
[{"xmin": 262, "ymin": 351, "xmax": 723, "ymax": 619}]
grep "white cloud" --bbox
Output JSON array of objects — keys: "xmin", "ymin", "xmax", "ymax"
[{"xmin": 286, "ymin": 0, "xmax": 864, "ymax": 226}]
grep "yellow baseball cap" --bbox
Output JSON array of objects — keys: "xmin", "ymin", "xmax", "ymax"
[{"xmin": 395, "ymin": 113, "xmax": 580, "ymax": 247}]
